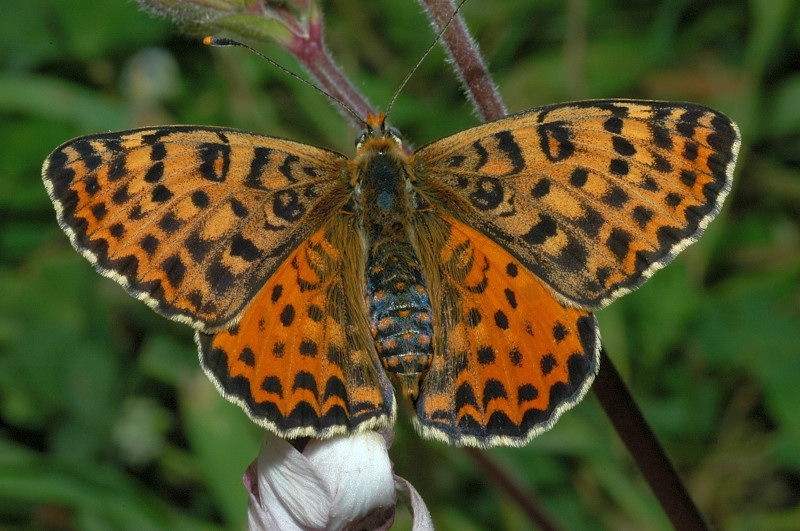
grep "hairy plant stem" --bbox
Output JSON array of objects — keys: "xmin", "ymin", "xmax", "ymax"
[
  {"xmin": 285, "ymin": 13, "xmax": 373, "ymax": 126},
  {"xmin": 416, "ymin": 0, "xmax": 506, "ymax": 121}
]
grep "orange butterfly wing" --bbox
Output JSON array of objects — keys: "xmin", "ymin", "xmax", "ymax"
[
  {"xmin": 406, "ymin": 100, "xmax": 739, "ymax": 446},
  {"xmin": 414, "ymin": 100, "xmax": 740, "ymax": 310},
  {"xmin": 43, "ymin": 126, "xmax": 349, "ymax": 329},
  {"xmin": 43, "ymin": 126, "xmax": 395, "ymax": 437}
]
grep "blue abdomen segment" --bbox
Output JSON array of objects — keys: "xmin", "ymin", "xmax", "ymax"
[{"xmin": 367, "ymin": 240, "xmax": 433, "ymax": 395}]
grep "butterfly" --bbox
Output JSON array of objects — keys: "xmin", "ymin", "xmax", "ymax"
[{"xmin": 42, "ymin": 99, "xmax": 739, "ymax": 448}]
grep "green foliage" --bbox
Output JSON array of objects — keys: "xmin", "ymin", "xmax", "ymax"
[{"xmin": 1, "ymin": 0, "xmax": 798, "ymax": 528}]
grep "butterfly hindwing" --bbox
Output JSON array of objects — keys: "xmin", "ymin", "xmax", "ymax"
[
  {"xmin": 198, "ymin": 221, "xmax": 396, "ymax": 438},
  {"xmin": 414, "ymin": 100, "xmax": 740, "ymax": 310},
  {"xmin": 42, "ymin": 126, "xmax": 349, "ymax": 329},
  {"xmin": 410, "ymin": 213, "xmax": 599, "ymax": 447}
]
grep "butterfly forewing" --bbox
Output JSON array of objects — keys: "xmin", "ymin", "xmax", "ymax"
[
  {"xmin": 43, "ymin": 126, "xmax": 349, "ymax": 329},
  {"xmin": 414, "ymin": 100, "xmax": 740, "ymax": 310}
]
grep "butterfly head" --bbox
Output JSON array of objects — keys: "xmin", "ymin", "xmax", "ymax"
[{"xmin": 356, "ymin": 111, "xmax": 403, "ymax": 152}]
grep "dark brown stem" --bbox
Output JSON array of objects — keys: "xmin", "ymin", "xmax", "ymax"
[
  {"xmin": 466, "ymin": 448, "xmax": 562, "ymax": 531},
  {"xmin": 592, "ymin": 348, "xmax": 709, "ymax": 530},
  {"xmin": 416, "ymin": 0, "xmax": 507, "ymax": 121}
]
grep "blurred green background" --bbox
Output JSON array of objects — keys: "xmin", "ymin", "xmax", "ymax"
[{"xmin": 1, "ymin": 0, "xmax": 799, "ymax": 529}]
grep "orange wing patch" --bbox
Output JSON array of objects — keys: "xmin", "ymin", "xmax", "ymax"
[
  {"xmin": 413, "ymin": 215, "xmax": 599, "ymax": 447},
  {"xmin": 198, "ymin": 225, "xmax": 394, "ymax": 438}
]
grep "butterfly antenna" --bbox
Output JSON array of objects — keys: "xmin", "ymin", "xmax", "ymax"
[
  {"xmin": 385, "ymin": 0, "xmax": 470, "ymax": 118},
  {"xmin": 204, "ymin": 36, "xmax": 366, "ymax": 127}
]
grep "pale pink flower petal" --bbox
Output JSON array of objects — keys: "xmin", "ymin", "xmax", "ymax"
[
  {"xmin": 395, "ymin": 474, "xmax": 434, "ymax": 531},
  {"xmin": 304, "ymin": 431, "xmax": 396, "ymax": 530},
  {"xmin": 245, "ymin": 430, "xmax": 415, "ymax": 530},
  {"xmin": 246, "ymin": 434, "xmax": 332, "ymax": 529}
]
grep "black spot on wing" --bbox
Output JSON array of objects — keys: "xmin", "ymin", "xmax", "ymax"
[
  {"xmin": 140, "ymin": 234, "xmax": 159, "ymax": 256},
  {"xmin": 144, "ymin": 162, "xmax": 164, "ymax": 183},
  {"xmin": 191, "ymin": 190, "xmax": 210, "ymax": 208},
  {"xmin": 521, "ymin": 214, "xmax": 557, "ymax": 245},
  {"xmin": 494, "ymin": 130, "xmax": 525, "ymax": 174},
  {"xmin": 230, "ymin": 197, "xmax": 249, "ymax": 218},
  {"xmin": 574, "ymin": 205, "xmax": 604, "ymax": 238},
  {"xmin": 273, "ymin": 189, "xmax": 305, "ymax": 221},
  {"xmin": 292, "ymin": 371, "xmax": 318, "ymax": 394},
  {"xmin": 150, "ymin": 142, "xmax": 167, "ymax": 161},
  {"xmin": 477, "ymin": 346, "xmax": 495, "ymax": 365},
  {"xmin": 606, "ymin": 228, "xmax": 633, "ymax": 261},
  {"xmin": 112, "ymin": 184, "xmax": 131, "ymax": 205},
  {"xmin": 245, "ymin": 146, "xmax": 272, "ymax": 189},
  {"xmin": 161, "ymin": 254, "xmax": 186, "ymax": 288},
  {"xmin": 151, "ymin": 184, "xmax": 172, "ymax": 203},
  {"xmin": 540, "ymin": 354, "xmax": 557, "ymax": 375},
  {"xmin": 107, "ymin": 155, "xmax": 127, "ymax": 182},
  {"xmin": 261, "ymin": 376, "xmax": 283, "ymax": 397},
  {"xmin": 239, "ymin": 347, "xmax": 255, "ymax": 367},
  {"xmin": 531, "ymin": 178, "xmax": 551, "ymax": 199},
  {"xmin": 470, "ymin": 140, "xmax": 489, "ymax": 171},
  {"xmin": 482, "ymin": 379, "xmax": 507, "ymax": 410},
  {"xmin": 612, "ymin": 136, "xmax": 636, "ymax": 156},
  {"xmin": 537, "ymin": 121, "xmax": 574, "ymax": 162},
  {"xmin": 609, "ymin": 159, "xmax": 629, "ymax": 176},
  {"xmin": 199, "ymin": 143, "xmax": 230, "ymax": 182},
  {"xmin": 279, "ymin": 154, "xmax": 300, "ymax": 183},
  {"xmin": 602, "ymin": 185, "xmax": 630, "ymax": 208},
  {"xmin": 632, "ymin": 205, "xmax": 654, "ymax": 229},
  {"xmin": 299, "ymin": 339, "xmax": 318, "ymax": 357},
  {"xmin": 570, "ymin": 168, "xmax": 588, "ymax": 187},
  {"xmin": 84, "ymin": 175, "xmax": 100, "ymax": 196},
  {"xmin": 72, "ymin": 140, "xmax": 101, "ymax": 171},
  {"xmin": 604, "ymin": 116, "xmax": 623, "ymax": 134},
  {"xmin": 158, "ymin": 212, "xmax": 180, "ymax": 233},
  {"xmin": 90, "ymin": 202, "xmax": 107, "ymax": 221},
  {"xmin": 230, "ymin": 235, "xmax": 261, "ymax": 262},
  {"xmin": 280, "ymin": 304, "xmax": 295, "ymax": 326},
  {"xmin": 469, "ymin": 177, "xmax": 503, "ymax": 211}
]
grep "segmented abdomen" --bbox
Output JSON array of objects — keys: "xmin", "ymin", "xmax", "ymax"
[{"xmin": 366, "ymin": 240, "xmax": 433, "ymax": 388}]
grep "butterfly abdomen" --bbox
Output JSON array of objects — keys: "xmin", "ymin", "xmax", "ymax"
[{"xmin": 366, "ymin": 240, "xmax": 433, "ymax": 398}]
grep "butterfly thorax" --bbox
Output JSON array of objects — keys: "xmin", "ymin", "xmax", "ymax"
[{"xmin": 353, "ymin": 118, "xmax": 434, "ymax": 399}]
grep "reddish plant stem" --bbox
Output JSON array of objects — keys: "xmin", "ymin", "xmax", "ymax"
[
  {"xmin": 416, "ymin": 0, "xmax": 507, "ymax": 121},
  {"xmin": 286, "ymin": 15, "xmax": 374, "ymax": 127},
  {"xmin": 247, "ymin": 1, "xmax": 307, "ymax": 36}
]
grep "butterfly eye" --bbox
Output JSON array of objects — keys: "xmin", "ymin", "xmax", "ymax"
[
  {"xmin": 387, "ymin": 126, "xmax": 403, "ymax": 146},
  {"xmin": 355, "ymin": 131, "xmax": 368, "ymax": 148}
]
